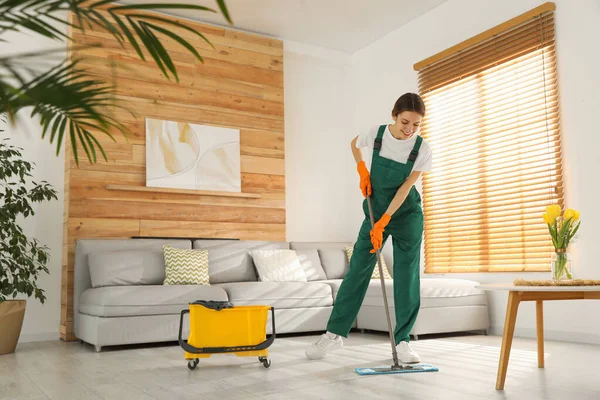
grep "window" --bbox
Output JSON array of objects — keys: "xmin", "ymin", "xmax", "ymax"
[{"xmin": 414, "ymin": 3, "xmax": 563, "ymax": 273}]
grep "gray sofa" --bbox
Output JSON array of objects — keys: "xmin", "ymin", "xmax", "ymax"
[{"xmin": 74, "ymin": 238, "xmax": 489, "ymax": 351}]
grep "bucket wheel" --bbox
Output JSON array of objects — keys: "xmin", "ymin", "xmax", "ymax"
[
  {"xmin": 187, "ymin": 358, "xmax": 199, "ymax": 370},
  {"xmin": 258, "ymin": 356, "xmax": 271, "ymax": 368}
]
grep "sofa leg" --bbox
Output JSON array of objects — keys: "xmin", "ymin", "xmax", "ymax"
[
  {"xmin": 412, "ymin": 335, "xmax": 419, "ymax": 341},
  {"xmin": 95, "ymin": 345, "xmax": 102, "ymax": 353},
  {"xmin": 360, "ymin": 329, "xmax": 365, "ymax": 334},
  {"xmin": 484, "ymin": 329, "xmax": 489, "ymax": 336}
]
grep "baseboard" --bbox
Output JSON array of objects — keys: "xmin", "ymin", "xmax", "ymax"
[
  {"xmin": 489, "ymin": 326, "xmax": 600, "ymax": 345},
  {"xmin": 18, "ymin": 331, "xmax": 60, "ymax": 343}
]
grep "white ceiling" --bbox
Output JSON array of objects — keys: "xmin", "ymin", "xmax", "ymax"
[{"xmin": 118, "ymin": 0, "xmax": 448, "ymax": 53}]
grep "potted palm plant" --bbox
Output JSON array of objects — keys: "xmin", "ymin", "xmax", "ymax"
[{"xmin": 0, "ymin": 136, "xmax": 58, "ymax": 354}]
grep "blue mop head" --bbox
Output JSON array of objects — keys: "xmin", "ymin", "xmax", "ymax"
[{"xmin": 355, "ymin": 364, "xmax": 439, "ymax": 375}]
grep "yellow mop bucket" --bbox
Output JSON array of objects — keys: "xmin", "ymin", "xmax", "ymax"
[{"xmin": 178, "ymin": 301, "xmax": 275, "ymax": 370}]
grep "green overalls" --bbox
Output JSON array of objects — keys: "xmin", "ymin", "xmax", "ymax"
[{"xmin": 327, "ymin": 124, "xmax": 424, "ymax": 344}]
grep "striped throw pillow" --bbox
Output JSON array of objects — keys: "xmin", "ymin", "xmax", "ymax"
[
  {"xmin": 344, "ymin": 245, "xmax": 392, "ymax": 280},
  {"xmin": 163, "ymin": 245, "xmax": 210, "ymax": 286}
]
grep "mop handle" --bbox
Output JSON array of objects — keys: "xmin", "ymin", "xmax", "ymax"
[{"xmin": 366, "ymin": 194, "xmax": 400, "ymax": 367}]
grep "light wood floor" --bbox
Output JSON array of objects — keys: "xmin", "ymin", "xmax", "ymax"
[{"xmin": 2, "ymin": 332, "xmax": 599, "ymax": 400}]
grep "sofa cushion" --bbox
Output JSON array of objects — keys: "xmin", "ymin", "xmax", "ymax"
[
  {"xmin": 320, "ymin": 279, "xmax": 343, "ymax": 301},
  {"xmin": 215, "ymin": 282, "xmax": 333, "ymax": 309},
  {"xmin": 88, "ymin": 250, "xmax": 165, "ymax": 288},
  {"xmin": 420, "ymin": 279, "xmax": 488, "ymax": 306},
  {"xmin": 295, "ymin": 249, "xmax": 327, "ymax": 281},
  {"xmin": 79, "ymin": 285, "xmax": 228, "ymax": 317},
  {"xmin": 192, "ymin": 240, "xmax": 289, "ymax": 283},
  {"xmin": 362, "ymin": 279, "xmax": 488, "ymax": 308},
  {"xmin": 74, "ymin": 239, "xmax": 192, "ymax": 325},
  {"xmin": 289, "ymin": 242, "xmax": 352, "ymax": 279},
  {"xmin": 318, "ymin": 249, "xmax": 349, "ymax": 279},
  {"xmin": 163, "ymin": 246, "xmax": 210, "ymax": 286}
]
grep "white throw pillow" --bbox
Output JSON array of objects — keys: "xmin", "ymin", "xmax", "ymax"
[{"xmin": 250, "ymin": 249, "xmax": 307, "ymax": 282}]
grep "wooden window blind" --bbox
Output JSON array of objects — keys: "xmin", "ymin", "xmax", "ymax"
[{"xmin": 414, "ymin": 2, "xmax": 563, "ymax": 273}]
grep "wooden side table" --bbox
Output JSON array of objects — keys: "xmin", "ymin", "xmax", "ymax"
[{"xmin": 476, "ymin": 283, "xmax": 600, "ymax": 390}]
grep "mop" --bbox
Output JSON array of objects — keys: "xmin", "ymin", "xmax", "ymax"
[{"xmin": 354, "ymin": 194, "xmax": 438, "ymax": 375}]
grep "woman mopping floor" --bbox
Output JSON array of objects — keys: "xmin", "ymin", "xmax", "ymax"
[{"xmin": 306, "ymin": 93, "xmax": 433, "ymax": 364}]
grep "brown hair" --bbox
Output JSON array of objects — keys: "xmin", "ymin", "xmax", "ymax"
[{"xmin": 392, "ymin": 93, "xmax": 426, "ymax": 117}]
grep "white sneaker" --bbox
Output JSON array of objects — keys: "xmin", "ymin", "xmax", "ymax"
[
  {"xmin": 305, "ymin": 333, "xmax": 343, "ymax": 360},
  {"xmin": 397, "ymin": 341, "xmax": 420, "ymax": 364}
]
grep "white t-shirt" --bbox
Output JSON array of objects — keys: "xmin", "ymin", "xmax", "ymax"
[{"xmin": 356, "ymin": 124, "xmax": 433, "ymax": 172}]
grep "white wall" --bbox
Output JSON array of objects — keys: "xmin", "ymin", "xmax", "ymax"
[
  {"xmin": 284, "ymin": 41, "xmax": 359, "ymax": 242},
  {"xmin": 1, "ymin": 27, "xmax": 67, "ymax": 342},
  {"xmin": 352, "ymin": 0, "xmax": 600, "ymax": 344}
]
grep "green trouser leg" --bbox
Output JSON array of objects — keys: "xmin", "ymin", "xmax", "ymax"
[
  {"xmin": 389, "ymin": 211, "xmax": 423, "ymax": 344},
  {"xmin": 327, "ymin": 211, "xmax": 423, "ymax": 345},
  {"xmin": 326, "ymin": 217, "xmax": 389, "ymax": 338}
]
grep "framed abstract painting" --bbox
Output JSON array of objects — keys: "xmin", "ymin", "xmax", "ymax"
[{"xmin": 145, "ymin": 118, "xmax": 241, "ymax": 192}]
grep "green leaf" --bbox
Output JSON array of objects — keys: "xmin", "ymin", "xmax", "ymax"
[
  {"xmin": 145, "ymin": 22, "xmax": 204, "ymax": 63},
  {"xmin": 110, "ymin": 12, "xmax": 146, "ymax": 61},
  {"xmin": 547, "ymin": 225, "xmax": 557, "ymax": 248},
  {"xmin": 124, "ymin": 14, "xmax": 215, "ymax": 51},
  {"xmin": 75, "ymin": 122, "xmax": 93, "ymax": 163},
  {"xmin": 550, "ymin": 221, "xmax": 559, "ymax": 248},
  {"xmin": 68, "ymin": 120, "xmax": 78, "ymax": 163},
  {"xmin": 570, "ymin": 221, "xmax": 581, "ymax": 238},
  {"xmin": 82, "ymin": 127, "xmax": 99, "ymax": 162},
  {"xmin": 45, "ymin": 12, "xmax": 79, "ymax": 31},
  {"xmin": 216, "ymin": 0, "xmax": 233, "ymax": 24},
  {"xmin": 557, "ymin": 218, "xmax": 572, "ymax": 248},
  {"xmin": 88, "ymin": 9, "xmax": 124, "ymax": 42},
  {"xmin": 127, "ymin": 17, "xmax": 169, "ymax": 79},
  {"xmin": 8, "ymin": 14, "xmax": 64, "ymax": 40},
  {"xmin": 26, "ymin": 13, "xmax": 68, "ymax": 39},
  {"xmin": 140, "ymin": 21, "xmax": 178, "ymax": 81},
  {"xmin": 84, "ymin": 130, "xmax": 108, "ymax": 161},
  {"xmin": 56, "ymin": 117, "xmax": 67, "ymax": 157},
  {"xmin": 49, "ymin": 114, "xmax": 63, "ymax": 143}
]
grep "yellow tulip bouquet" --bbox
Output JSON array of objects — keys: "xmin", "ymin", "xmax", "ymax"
[{"xmin": 542, "ymin": 204, "xmax": 581, "ymax": 280}]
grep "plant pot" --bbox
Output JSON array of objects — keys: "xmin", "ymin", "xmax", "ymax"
[
  {"xmin": 0, "ymin": 300, "xmax": 26, "ymax": 355},
  {"xmin": 551, "ymin": 251, "xmax": 573, "ymax": 281}
]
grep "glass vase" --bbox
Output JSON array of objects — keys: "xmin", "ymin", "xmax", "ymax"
[{"xmin": 551, "ymin": 250, "xmax": 573, "ymax": 281}]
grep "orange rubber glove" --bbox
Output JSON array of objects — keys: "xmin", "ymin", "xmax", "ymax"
[
  {"xmin": 370, "ymin": 214, "xmax": 391, "ymax": 253},
  {"xmin": 357, "ymin": 161, "xmax": 372, "ymax": 197}
]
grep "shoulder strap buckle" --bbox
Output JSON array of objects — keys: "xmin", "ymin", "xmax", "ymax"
[
  {"xmin": 408, "ymin": 149, "xmax": 419, "ymax": 162},
  {"xmin": 374, "ymin": 138, "xmax": 382, "ymax": 150}
]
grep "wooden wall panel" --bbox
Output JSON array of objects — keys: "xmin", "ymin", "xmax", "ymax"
[{"xmin": 60, "ymin": 10, "xmax": 285, "ymax": 341}]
